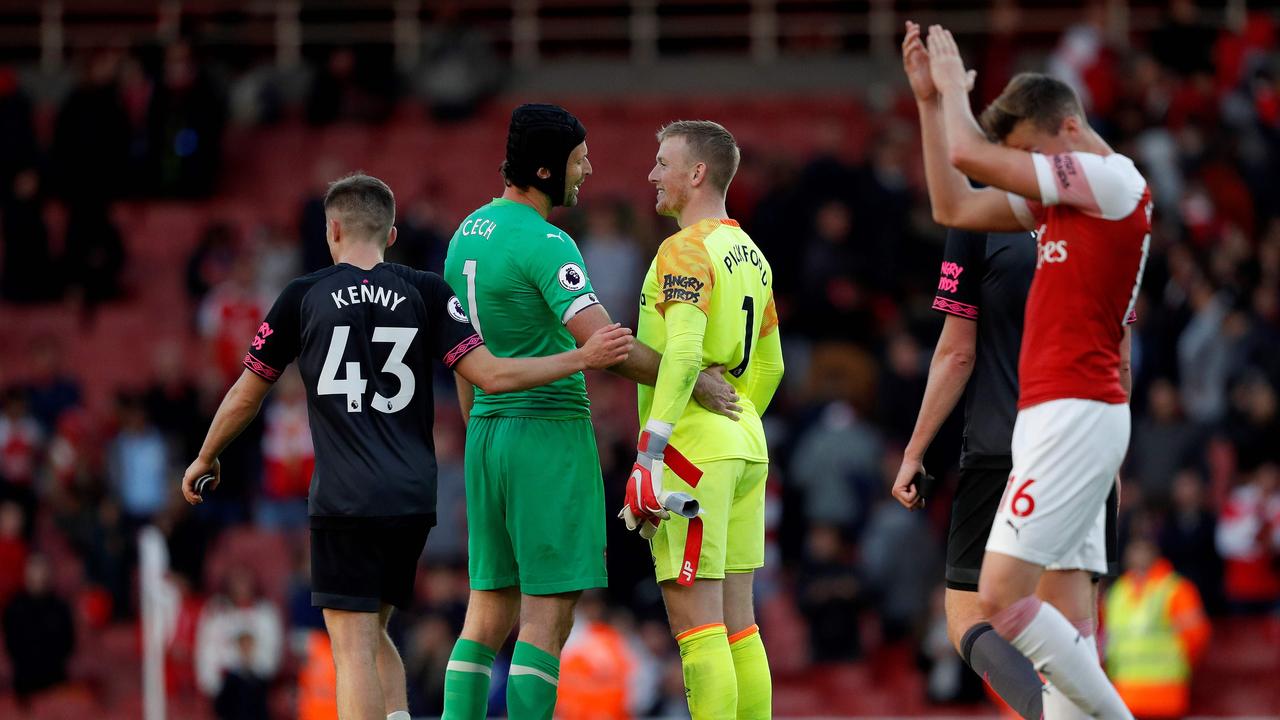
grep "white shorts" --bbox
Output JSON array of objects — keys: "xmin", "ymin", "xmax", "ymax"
[{"xmin": 985, "ymin": 398, "xmax": 1129, "ymax": 574}]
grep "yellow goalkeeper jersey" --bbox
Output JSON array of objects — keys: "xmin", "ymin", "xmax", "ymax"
[{"xmin": 636, "ymin": 218, "xmax": 778, "ymax": 463}]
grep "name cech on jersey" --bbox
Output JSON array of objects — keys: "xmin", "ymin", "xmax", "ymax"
[
  {"xmin": 461, "ymin": 218, "xmax": 497, "ymax": 239},
  {"xmin": 330, "ymin": 283, "xmax": 409, "ymax": 311}
]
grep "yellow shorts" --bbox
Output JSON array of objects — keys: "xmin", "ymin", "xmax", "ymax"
[{"xmin": 650, "ymin": 458, "xmax": 768, "ymax": 583}]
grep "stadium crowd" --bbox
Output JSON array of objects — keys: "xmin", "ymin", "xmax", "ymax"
[{"xmin": 1, "ymin": 1, "xmax": 1279, "ymax": 717}]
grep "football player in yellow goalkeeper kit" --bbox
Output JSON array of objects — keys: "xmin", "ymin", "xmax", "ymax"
[{"xmin": 619, "ymin": 121, "xmax": 784, "ymax": 719}]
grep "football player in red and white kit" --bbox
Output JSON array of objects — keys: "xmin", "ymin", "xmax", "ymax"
[{"xmin": 914, "ymin": 24, "xmax": 1148, "ymax": 720}]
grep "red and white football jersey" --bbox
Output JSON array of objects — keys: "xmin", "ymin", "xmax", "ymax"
[{"xmin": 1008, "ymin": 151, "xmax": 1151, "ymax": 409}]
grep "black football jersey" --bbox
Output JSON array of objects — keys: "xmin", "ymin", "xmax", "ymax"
[
  {"xmin": 244, "ymin": 262, "xmax": 482, "ymax": 520},
  {"xmin": 932, "ymin": 230, "xmax": 1035, "ymax": 469}
]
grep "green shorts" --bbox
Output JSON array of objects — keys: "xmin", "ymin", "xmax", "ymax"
[
  {"xmin": 464, "ymin": 415, "xmax": 607, "ymax": 595},
  {"xmin": 651, "ymin": 458, "xmax": 768, "ymax": 583}
]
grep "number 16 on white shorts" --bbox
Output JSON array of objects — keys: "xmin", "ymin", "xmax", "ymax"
[{"xmin": 986, "ymin": 398, "xmax": 1130, "ymax": 574}]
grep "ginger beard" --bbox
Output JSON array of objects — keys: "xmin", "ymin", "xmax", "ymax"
[{"xmin": 650, "ymin": 136, "xmax": 694, "ymax": 218}]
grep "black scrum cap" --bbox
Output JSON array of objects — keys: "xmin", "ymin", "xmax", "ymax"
[{"xmin": 504, "ymin": 104, "xmax": 587, "ymax": 207}]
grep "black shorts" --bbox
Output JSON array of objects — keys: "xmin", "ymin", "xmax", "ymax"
[
  {"xmin": 945, "ymin": 466, "xmax": 1009, "ymax": 592},
  {"xmin": 945, "ymin": 468, "xmax": 1121, "ymax": 591},
  {"xmin": 311, "ymin": 515, "xmax": 433, "ymax": 612}
]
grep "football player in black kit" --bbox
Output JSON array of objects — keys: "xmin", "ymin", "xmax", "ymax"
[
  {"xmin": 893, "ymin": 21, "xmax": 1122, "ymax": 720},
  {"xmin": 180, "ymin": 174, "xmax": 632, "ymax": 720}
]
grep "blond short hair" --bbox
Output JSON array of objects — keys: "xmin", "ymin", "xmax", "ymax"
[{"xmin": 657, "ymin": 120, "xmax": 740, "ymax": 193}]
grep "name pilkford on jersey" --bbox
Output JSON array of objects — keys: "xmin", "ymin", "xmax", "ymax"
[
  {"xmin": 330, "ymin": 282, "xmax": 409, "ymax": 311},
  {"xmin": 721, "ymin": 243, "xmax": 769, "ymax": 285}
]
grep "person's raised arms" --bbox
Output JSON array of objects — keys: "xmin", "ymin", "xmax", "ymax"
[
  {"xmin": 903, "ymin": 21, "xmax": 1025, "ymax": 232},
  {"xmin": 927, "ymin": 25, "xmax": 1042, "ymax": 203}
]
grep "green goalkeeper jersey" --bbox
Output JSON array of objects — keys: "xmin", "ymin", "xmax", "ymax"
[{"xmin": 444, "ymin": 198, "xmax": 601, "ymax": 418}]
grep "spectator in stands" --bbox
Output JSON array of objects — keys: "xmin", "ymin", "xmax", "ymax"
[
  {"xmin": 156, "ymin": 494, "xmax": 210, "ymax": 594},
  {"xmin": 414, "ymin": 0, "xmax": 503, "ymax": 121},
  {"xmin": 147, "ymin": 40, "xmax": 227, "ymax": 197},
  {"xmin": 106, "ymin": 394, "xmax": 170, "ymax": 529},
  {"xmin": 790, "ymin": 400, "xmax": 883, "ymax": 535},
  {"xmin": 2, "ymin": 554, "xmax": 75, "ymax": 708},
  {"xmin": 51, "ymin": 48, "xmax": 131, "ymax": 203},
  {"xmin": 163, "ymin": 573, "xmax": 204, "ymax": 698},
  {"xmin": 648, "ymin": 654, "xmax": 692, "ymax": 718},
  {"xmin": 1159, "ymin": 469, "xmax": 1224, "ymax": 614},
  {"xmin": 1151, "ymin": 0, "xmax": 1217, "ymax": 79},
  {"xmin": 623, "ymin": 618, "xmax": 676, "ymax": 717},
  {"xmin": 186, "ymin": 222, "xmax": 239, "ymax": 307},
  {"xmin": 195, "ymin": 566, "xmax": 283, "ymax": 699},
  {"xmin": 297, "ymin": 628, "xmax": 339, "ymax": 720},
  {"xmin": 0, "ymin": 388, "xmax": 42, "ymax": 534},
  {"xmin": 0, "ymin": 67, "xmax": 37, "ymax": 199},
  {"xmin": 1104, "ymin": 535, "xmax": 1211, "ymax": 719},
  {"xmin": 23, "ymin": 336, "xmax": 83, "ymax": 434},
  {"xmin": 404, "ymin": 613, "xmax": 456, "ymax": 716},
  {"xmin": 975, "ymin": 0, "xmax": 1020, "ymax": 106},
  {"xmin": 213, "ymin": 632, "xmax": 271, "ymax": 720},
  {"xmin": 860, "ymin": 455, "xmax": 939, "ymax": 641},
  {"xmin": 306, "ymin": 46, "xmax": 394, "ymax": 125},
  {"xmin": 1047, "ymin": 2, "xmax": 1116, "ymax": 116},
  {"xmin": 920, "ymin": 585, "xmax": 983, "ymax": 705},
  {"xmin": 580, "ymin": 200, "xmax": 644, "ymax": 328},
  {"xmin": 558, "ymin": 591, "xmax": 636, "ymax": 720},
  {"xmin": 252, "ymin": 222, "xmax": 302, "ymax": 298},
  {"xmin": 797, "ymin": 524, "xmax": 861, "ymax": 662},
  {"xmin": 1178, "ymin": 276, "xmax": 1238, "ymax": 424},
  {"xmin": 875, "ymin": 331, "xmax": 927, "ymax": 446},
  {"xmin": 0, "ymin": 501, "xmax": 27, "ymax": 607},
  {"xmin": 1225, "ymin": 370, "xmax": 1280, "ymax": 469},
  {"xmin": 198, "ymin": 252, "xmax": 267, "ymax": 389},
  {"xmin": 797, "ymin": 200, "xmax": 874, "ymax": 341},
  {"xmin": 425, "ymin": 409, "xmax": 467, "ymax": 564},
  {"xmin": 144, "ymin": 340, "xmax": 205, "ymax": 462},
  {"xmin": 256, "ymin": 368, "xmax": 312, "ymax": 530},
  {"xmin": 298, "ymin": 158, "xmax": 345, "ymax": 273},
  {"xmin": 62, "ymin": 201, "xmax": 126, "ymax": 319},
  {"xmin": 388, "ymin": 191, "xmax": 449, "ymax": 272},
  {"xmin": 1215, "ymin": 462, "xmax": 1280, "ymax": 613},
  {"xmin": 63, "ymin": 493, "xmax": 132, "ymax": 621},
  {"xmin": 1131, "ymin": 377, "xmax": 1205, "ymax": 504},
  {"xmin": 857, "ymin": 125, "xmax": 915, "ymax": 290},
  {"xmin": 286, "ymin": 542, "xmax": 324, "ymax": 643},
  {"xmin": 1, "ymin": 168, "xmax": 58, "ymax": 304}
]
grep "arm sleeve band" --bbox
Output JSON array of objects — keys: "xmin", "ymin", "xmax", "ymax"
[
  {"xmin": 746, "ymin": 326, "xmax": 784, "ymax": 415},
  {"xmin": 648, "ymin": 302, "xmax": 708, "ymax": 426}
]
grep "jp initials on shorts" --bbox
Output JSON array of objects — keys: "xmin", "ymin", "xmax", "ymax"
[
  {"xmin": 650, "ymin": 457, "xmax": 768, "ymax": 583},
  {"xmin": 985, "ymin": 398, "xmax": 1129, "ymax": 574}
]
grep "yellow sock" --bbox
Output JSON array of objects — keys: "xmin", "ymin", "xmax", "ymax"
[
  {"xmin": 676, "ymin": 623, "xmax": 737, "ymax": 720},
  {"xmin": 728, "ymin": 625, "xmax": 772, "ymax": 719}
]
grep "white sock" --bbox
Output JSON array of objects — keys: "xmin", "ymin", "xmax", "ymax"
[
  {"xmin": 1009, "ymin": 603, "xmax": 1132, "ymax": 720},
  {"xmin": 1044, "ymin": 680, "xmax": 1090, "ymax": 720},
  {"xmin": 1043, "ymin": 633, "xmax": 1101, "ymax": 720},
  {"xmin": 387, "ymin": 711, "xmax": 411, "ymax": 720}
]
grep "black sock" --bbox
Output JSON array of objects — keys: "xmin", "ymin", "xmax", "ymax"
[{"xmin": 961, "ymin": 621, "xmax": 1044, "ymax": 720}]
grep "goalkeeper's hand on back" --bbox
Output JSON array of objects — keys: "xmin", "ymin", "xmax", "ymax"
[{"xmin": 618, "ymin": 422, "xmax": 700, "ymax": 539}]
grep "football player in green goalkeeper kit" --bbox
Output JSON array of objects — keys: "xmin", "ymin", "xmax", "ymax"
[
  {"xmin": 441, "ymin": 104, "xmax": 742, "ymax": 720},
  {"xmin": 619, "ymin": 120, "xmax": 785, "ymax": 719}
]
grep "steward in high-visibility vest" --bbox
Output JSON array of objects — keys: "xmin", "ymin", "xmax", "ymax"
[
  {"xmin": 1104, "ymin": 539, "xmax": 1210, "ymax": 719},
  {"xmin": 297, "ymin": 629, "xmax": 338, "ymax": 720}
]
